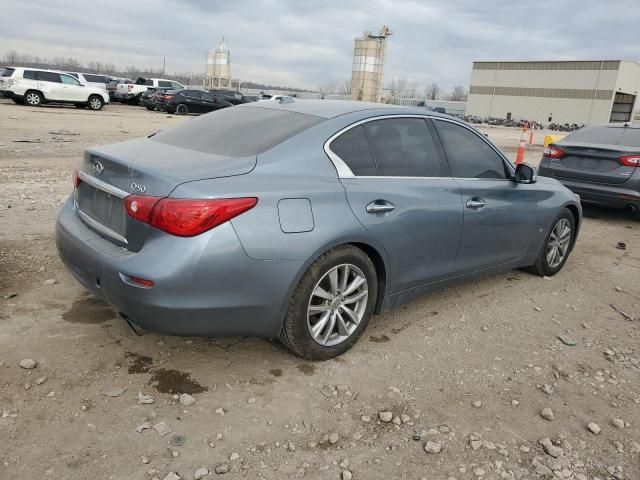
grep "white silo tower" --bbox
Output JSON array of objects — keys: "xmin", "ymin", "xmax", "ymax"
[
  {"xmin": 205, "ymin": 37, "xmax": 231, "ymax": 89},
  {"xmin": 351, "ymin": 26, "xmax": 391, "ymax": 102}
]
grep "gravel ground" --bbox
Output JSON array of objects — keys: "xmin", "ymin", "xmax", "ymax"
[{"xmin": 0, "ymin": 99, "xmax": 639, "ymax": 480}]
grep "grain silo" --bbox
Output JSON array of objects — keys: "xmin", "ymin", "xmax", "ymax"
[
  {"xmin": 205, "ymin": 37, "xmax": 231, "ymax": 89},
  {"xmin": 351, "ymin": 26, "xmax": 391, "ymax": 102}
]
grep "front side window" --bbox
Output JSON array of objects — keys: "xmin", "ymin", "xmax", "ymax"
[
  {"xmin": 158, "ymin": 80, "xmax": 172, "ymax": 88},
  {"xmin": 330, "ymin": 125, "xmax": 377, "ymax": 176},
  {"xmin": 84, "ymin": 74, "xmax": 107, "ymax": 83},
  {"xmin": 60, "ymin": 74, "xmax": 81, "ymax": 86},
  {"xmin": 171, "ymin": 82, "xmax": 182, "ymax": 89},
  {"xmin": 185, "ymin": 90, "xmax": 202, "ymax": 99},
  {"xmin": 434, "ymin": 120, "xmax": 507, "ymax": 179},
  {"xmin": 364, "ymin": 118, "xmax": 443, "ymax": 177},
  {"xmin": 37, "ymin": 71, "xmax": 61, "ymax": 83}
]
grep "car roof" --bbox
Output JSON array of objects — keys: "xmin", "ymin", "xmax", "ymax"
[{"xmin": 237, "ymin": 99, "xmax": 453, "ymax": 119}]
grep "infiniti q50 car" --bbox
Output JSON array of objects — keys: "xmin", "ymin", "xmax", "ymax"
[{"xmin": 56, "ymin": 100, "xmax": 581, "ymax": 360}]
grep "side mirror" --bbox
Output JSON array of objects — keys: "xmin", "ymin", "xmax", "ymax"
[{"xmin": 514, "ymin": 163, "xmax": 537, "ymax": 184}]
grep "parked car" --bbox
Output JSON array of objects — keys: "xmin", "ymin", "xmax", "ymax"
[
  {"xmin": 242, "ymin": 94, "xmax": 260, "ymax": 103},
  {"xmin": 208, "ymin": 89, "xmax": 247, "ymax": 105},
  {"xmin": 0, "ymin": 67, "xmax": 109, "ymax": 110},
  {"xmin": 259, "ymin": 94, "xmax": 295, "ymax": 102},
  {"xmin": 538, "ymin": 123, "xmax": 640, "ymax": 215},
  {"xmin": 117, "ymin": 77, "xmax": 184, "ymax": 105},
  {"xmin": 140, "ymin": 87, "xmax": 173, "ymax": 111},
  {"xmin": 107, "ymin": 77, "xmax": 131, "ymax": 102},
  {"xmin": 157, "ymin": 89, "xmax": 233, "ymax": 114},
  {"xmin": 56, "ymin": 100, "xmax": 581, "ymax": 359},
  {"xmin": 65, "ymin": 72, "xmax": 110, "ymax": 92}
]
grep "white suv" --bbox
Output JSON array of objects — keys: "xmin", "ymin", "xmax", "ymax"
[
  {"xmin": 0, "ymin": 67, "xmax": 110, "ymax": 110},
  {"xmin": 65, "ymin": 72, "xmax": 110, "ymax": 93}
]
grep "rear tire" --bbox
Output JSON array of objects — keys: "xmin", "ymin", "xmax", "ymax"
[
  {"xmin": 527, "ymin": 208, "xmax": 575, "ymax": 276},
  {"xmin": 87, "ymin": 95, "xmax": 104, "ymax": 111},
  {"xmin": 176, "ymin": 103, "xmax": 188, "ymax": 115},
  {"xmin": 24, "ymin": 90, "xmax": 43, "ymax": 106},
  {"xmin": 280, "ymin": 245, "xmax": 378, "ymax": 360}
]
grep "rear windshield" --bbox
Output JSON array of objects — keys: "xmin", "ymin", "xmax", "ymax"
[
  {"xmin": 1, "ymin": 67, "xmax": 15, "ymax": 77},
  {"xmin": 151, "ymin": 106, "xmax": 324, "ymax": 157},
  {"xmin": 565, "ymin": 126, "xmax": 640, "ymax": 148}
]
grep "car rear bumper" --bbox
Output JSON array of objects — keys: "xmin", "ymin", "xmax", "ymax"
[
  {"xmin": 539, "ymin": 172, "xmax": 640, "ymax": 209},
  {"xmin": 55, "ymin": 196, "xmax": 301, "ymax": 338}
]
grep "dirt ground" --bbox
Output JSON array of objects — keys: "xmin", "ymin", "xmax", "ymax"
[{"xmin": 0, "ymin": 99, "xmax": 638, "ymax": 480}]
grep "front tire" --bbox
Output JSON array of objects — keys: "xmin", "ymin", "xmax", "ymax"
[
  {"xmin": 24, "ymin": 90, "xmax": 43, "ymax": 106},
  {"xmin": 87, "ymin": 95, "xmax": 104, "ymax": 111},
  {"xmin": 175, "ymin": 103, "xmax": 188, "ymax": 115},
  {"xmin": 280, "ymin": 245, "xmax": 378, "ymax": 360},
  {"xmin": 528, "ymin": 208, "xmax": 575, "ymax": 276}
]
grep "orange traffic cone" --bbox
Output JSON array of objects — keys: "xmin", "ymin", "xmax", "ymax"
[{"xmin": 516, "ymin": 135, "xmax": 526, "ymax": 165}]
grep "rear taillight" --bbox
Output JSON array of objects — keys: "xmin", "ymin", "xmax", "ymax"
[
  {"xmin": 73, "ymin": 167, "xmax": 80, "ymax": 188},
  {"xmin": 124, "ymin": 196, "xmax": 257, "ymax": 237},
  {"xmin": 543, "ymin": 145, "xmax": 565, "ymax": 159},
  {"xmin": 620, "ymin": 155, "xmax": 640, "ymax": 167},
  {"xmin": 162, "ymin": 95, "xmax": 174, "ymax": 100}
]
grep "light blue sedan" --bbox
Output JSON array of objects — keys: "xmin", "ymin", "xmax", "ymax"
[{"xmin": 56, "ymin": 100, "xmax": 581, "ymax": 359}]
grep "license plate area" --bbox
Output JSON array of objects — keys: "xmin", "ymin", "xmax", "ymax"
[{"xmin": 76, "ymin": 182, "xmax": 126, "ymax": 237}]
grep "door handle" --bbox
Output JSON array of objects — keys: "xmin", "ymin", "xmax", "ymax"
[
  {"xmin": 466, "ymin": 198, "xmax": 486, "ymax": 209},
  {"xmin": 366, "ymin": 200, "xmax": 396, "ymax": 214}
]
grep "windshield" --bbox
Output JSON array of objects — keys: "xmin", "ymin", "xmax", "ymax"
[
  {"xmin": 565, "ymin": 126, "xmax": 640, "ymax": 148},
  {"xmin": 151, "ymin": 106, "xmax": 324, "ymax": 157}
]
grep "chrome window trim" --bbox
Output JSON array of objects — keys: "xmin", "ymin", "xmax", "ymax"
[
  {"xmin": 78, "ymin": 171, "xmax": 129, "ymax": 198},
  {"xmin": 77, "ymin": 209, "xmax": 128, "ymax": 245},
  {"xmin": 323, "ymin": 114, "xmax": 515, "ymax": 180}
]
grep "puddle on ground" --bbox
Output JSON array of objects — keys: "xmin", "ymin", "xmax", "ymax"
[
  {"xmin": 62, "ymin": 295, "xmax": 115, "ymax": 324},
  {"xmin": 369, "ymin": 334, "xmax": 390, "ymax": 343},
  {"xmin": 269, "ymin": 368, "xmax": 283, "ymax": 377},
  {"xmin": 126, "ymin": 352, "xmax": 153, "ymax": 374},
  {"xmin": 149, "ymin": 368, "xmax": 208, "ymax": 394},
  {"xmin": 296, "ymin": 364, "xmax": 316, "ymax": 376}
]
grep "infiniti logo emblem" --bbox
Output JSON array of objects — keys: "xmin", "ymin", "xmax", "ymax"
[{"xmin": 92, "ymin": 161, "xmax": 104, "ymax": 175}]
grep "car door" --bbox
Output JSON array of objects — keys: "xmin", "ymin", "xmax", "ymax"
[
  {"xmin": 329, "ymin": 116, "xmax": 464, "ymax": 293},
  {"xmin": 202, "ymin": 92, "xmax": 223, "ymax": 112},
  {"xmin": 35, "ymin": 71, "xmax": 63, "ymax": 100},
  {"xmin": 432, "ymin": 118, "xmax": 538, "ymax": 274},
  {"xmin": 184, "ymin": 90, "xmax": 204, "ymax": 112},
  {"xmin": 60, "ymin": 73, "xmax": 86, "ymax": 101}
]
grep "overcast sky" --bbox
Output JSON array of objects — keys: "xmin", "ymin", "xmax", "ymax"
[{"xmin": 2, "ymin": 0, "xmax": 639, "ymax": 91}]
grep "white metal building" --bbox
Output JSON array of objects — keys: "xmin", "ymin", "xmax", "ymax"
[{"xmin": 466, "ymin": 60, "xmax": 640, "ymax": 124}]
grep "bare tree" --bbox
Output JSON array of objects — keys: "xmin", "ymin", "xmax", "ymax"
[
  {"xmin": 425, "ymin": 83, "xmax": 441, "ymax": 100},
  {"xmin": 448, "ymin": 85, "xmax": 468, "ymax": 101},
  {"xmin": 341, "ymin": 79, "xmax": 351, "ymax": 95},
  {"xmin": 5, "ymin": 50, "xmax": 19, "ymax": 64}
]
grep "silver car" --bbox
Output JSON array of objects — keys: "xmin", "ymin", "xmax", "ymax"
[{"xmin": 56, "ymin": 100, "xmax": 582, "ymax": 360}]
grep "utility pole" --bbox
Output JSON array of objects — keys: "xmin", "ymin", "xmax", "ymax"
[{"xmin": 162, "ymin": 57, "xmax": 166, "ymax": 76}]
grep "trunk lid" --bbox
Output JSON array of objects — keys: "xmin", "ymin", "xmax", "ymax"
[
  {"xmin": 75, "ymin": 138, "xmax": 256, "ymax": 249},
  {"xmin": 545, "ymin": 141, "xmax": 638, "ymax": 185}
]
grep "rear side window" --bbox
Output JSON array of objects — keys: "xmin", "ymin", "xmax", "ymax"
[
  {"xmin": 37, "ymin": 71, "xmax": 61, "ymax": 83},
  {"xmin": 365, "ymin": 118, "xmax": 443, "ymax": 177},
  {"xmin": 151, "ymin": 106, "xmax": 324, "ymax": 157},
  {"xmin": 330, "ymin": 125, "xmax": 377, "ymax": 176},
  {"xmin": 144, "ymin": 79, "xmax": 153, "ymax": 86},
  {"xmin": 1, "ymin": 67, "xmax": 15, "ymax": 77},
  {"xmin": 23, "ymin": 70, "xmax": 37, "ymax": 80},
  {"xmin": 435, "ymin": 120, "xmax": 507, "ymax": 179},
  {"xmin": 564, "ymin": 126, "xmax": 640, "ymax": 148}
]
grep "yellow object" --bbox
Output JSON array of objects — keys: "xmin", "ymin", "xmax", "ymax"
[{"xmin": 544, "ymin": 134, "xmax": 565, "ymax": 147}]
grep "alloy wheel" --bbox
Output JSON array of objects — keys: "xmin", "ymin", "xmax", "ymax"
[
  {"xmin": 546, "ymin": 218, "xmax": 571, "ymax": 268},
  {"xmin": 89, "ymin": 98, "xmax": 102, "ymax": 110},
  {"xmin": 26, "ymin": 93, "xmax": 40, "ymax": 105},
  {"xmin": 307, "ymin": 263, "xmax": 368, "ymax": 347}
]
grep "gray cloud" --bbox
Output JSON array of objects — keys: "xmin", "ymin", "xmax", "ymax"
[{"xmin": 1, "ymin": 0, "xmax": 639, "ymax": 90}]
